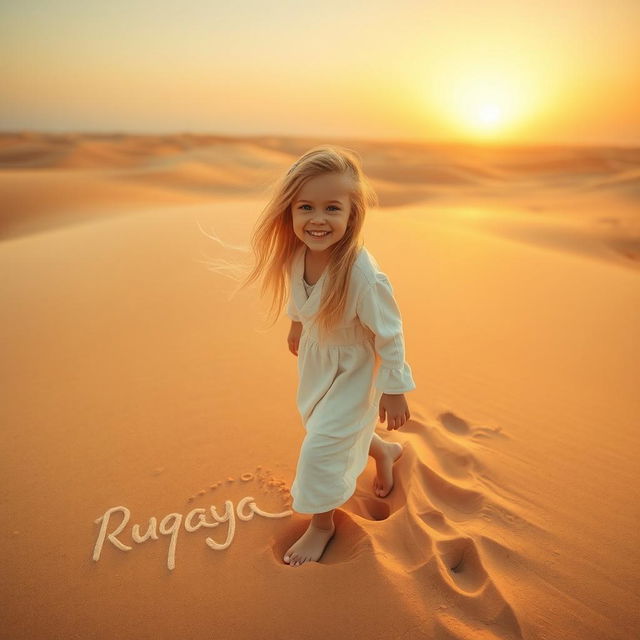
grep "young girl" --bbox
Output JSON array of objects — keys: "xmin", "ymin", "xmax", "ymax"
[{"xmin": 245, "ymin": 145, "xmax": 416, "ymax": 568}]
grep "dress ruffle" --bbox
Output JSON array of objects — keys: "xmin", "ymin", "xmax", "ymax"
[{"xmin": 375, "ymin": 362, "xmax": 417, "ymax": 394}]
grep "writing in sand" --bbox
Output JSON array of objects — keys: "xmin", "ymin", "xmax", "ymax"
[{"xmin": 92, "ymin": 496, "xmax": 291, "ymax": 570}]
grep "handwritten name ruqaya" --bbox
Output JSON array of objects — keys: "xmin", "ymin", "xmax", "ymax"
[{"xmin": 92, "ymin": 496, "xmax": 291, "ymax": 570}]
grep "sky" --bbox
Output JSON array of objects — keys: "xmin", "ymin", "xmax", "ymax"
[{"xmin": 1, "ymin": 0, "xmax": 639, "ymax": 146}]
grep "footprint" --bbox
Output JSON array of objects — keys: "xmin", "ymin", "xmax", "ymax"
[
  {"xmin": 416, "ymin": 508, "xmax": 457, "ymax": 535},
  {"xmin": 435, "ymin": 536, "xmax": 489, "ymax": 593},
  {"xmin": 420, "ymin": 425, "xmax": 479, "ymax": 480},
  {"xmin": 439, "ymin": 412, "xmax": 471, "ymax": 436},
  {"xmin": 434, "ymin": 536, "xmax": 525, "ymax": 638},
  {"xmin": 470, "ymin": 425, "xmax": 506, "ymax": 441},
  {"xmin": 439, "ymin": 411, "xmax": 507, "ymax": 441},
  {"xmin": 415, "ymin": 463, "xmax": 485, "ymax": 517},
  {"xmin": 347, "ymin": 493, "xmax": 392, "ymax": 522}
]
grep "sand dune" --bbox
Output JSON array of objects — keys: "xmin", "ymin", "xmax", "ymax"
[
  {"xmin": 1, "ymin": 133, "xmax": 639, "ymax": 639},
  {"xmin": 1, "ymin": 133, "xmax": 639, "ymax": 264}
]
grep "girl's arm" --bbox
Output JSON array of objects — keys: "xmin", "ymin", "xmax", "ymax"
[
  {"xmin": 287, "ymin": 320, "xmax": 302, "ymax": 356},
  {"xmin": 286, "ymin": 290, "xmax": 300, "ymax": 322},
  {"xmin": 356, "ymin": 273, "xmax": 416, "ymax": 395},
  {"xmin": 286, "ymin": 291, "xmax": 302, "ymax": 356},
  {"xmin": 357, "ymin": 273, "xmax": 415, "ymax": 429}
]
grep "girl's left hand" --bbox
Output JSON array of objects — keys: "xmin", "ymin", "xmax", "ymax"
[
  {"xmin": 287, "ymin": 321, "xmax": 302, "ymax": 356},
  {"xmin": 379, "ymin": 393, "xmax": 411, "ymax": 430}
]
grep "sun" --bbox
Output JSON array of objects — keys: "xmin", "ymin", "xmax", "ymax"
[
  {"xmin": 427, "ymin": 66, "xmax": 537, "ymax": 141},
  {"xmin": 451, "ymin": 77, "xmax": 517, "ymax": 137},
  {"xmin": 475, "ymin": 103, "xmax": 504, "ymax": 128}
]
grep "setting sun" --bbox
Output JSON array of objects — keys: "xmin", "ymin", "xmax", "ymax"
[
  {"xmin": 473, "ymin": 103, "xmax": 505, "ymax": 129},
  {"xmin": 420, "ymin": 58, "xmax": 549, "ymax": 141},
  {"xmin": 431, "ymin": 67, "xmax": 537, "ymax": 140}
]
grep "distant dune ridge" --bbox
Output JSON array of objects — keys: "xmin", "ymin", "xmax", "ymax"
[
  {"xmin": 1, "ymin": 131, "xmax": 639, "ymax": 640},
  {"xmin": 0, "ymin": 132, "xmax": 638, "ymax": 270}
]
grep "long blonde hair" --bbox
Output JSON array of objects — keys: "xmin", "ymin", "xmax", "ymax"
[{"xmin": 238, "ymin": 144, "xmax": 378, "ymax": 344}]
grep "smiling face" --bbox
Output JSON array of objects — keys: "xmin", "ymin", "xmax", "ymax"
[{"xmin": 291, "ymin": 172, "xmax": 353, "ymax": 259}]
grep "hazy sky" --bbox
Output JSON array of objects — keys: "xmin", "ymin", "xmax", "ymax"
[{"xmin": 1, "ymin": 0, "xmax": 639, "ymax": 145}]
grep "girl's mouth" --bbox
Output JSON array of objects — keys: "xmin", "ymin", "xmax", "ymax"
[{"xmin": 306, "ymin": 230, "xmax": 331, "ymax": 238}]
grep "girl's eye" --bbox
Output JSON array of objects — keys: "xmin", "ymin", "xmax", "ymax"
[{"xmin": 298, "ymin": 205, "xmax": 340, "ymax": 211}]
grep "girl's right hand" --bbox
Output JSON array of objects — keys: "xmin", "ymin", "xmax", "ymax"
[{"xmin": 288, "ymin": 321, "xmax": 302, "ymax": 356}]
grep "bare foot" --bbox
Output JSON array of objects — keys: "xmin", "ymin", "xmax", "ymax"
[
  {"xmin": 373, "ymin": 441, "xmax": 404, "ymax": 498},
  {"xmin": 283, "ymin": 520, "xmax": 336, "ymax": 567}
]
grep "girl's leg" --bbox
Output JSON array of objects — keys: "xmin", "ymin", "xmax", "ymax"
[
  {"xmin": 284, "ymin": 508, "xmax": 336, "ymax": 567},
  {"xmin": 311, "ymin": 508, "xmax": 335, "ymax": 529},
  {"xmin": 368, "ymin": 431, "xmax": 387, "ymax": 458},
  {"xmin": 368, "ymin": 432, "xmax": 404, "ymax": 497}
]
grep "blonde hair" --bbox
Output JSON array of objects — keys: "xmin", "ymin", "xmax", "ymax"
[{"xmin": 238, "ymin": 144, "xmax": 378, "ymax": 344}]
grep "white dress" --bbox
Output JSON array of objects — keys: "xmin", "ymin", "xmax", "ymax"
[{"xmin": 286, "ymin": 244, "xmax": 416, "ymax": 514}]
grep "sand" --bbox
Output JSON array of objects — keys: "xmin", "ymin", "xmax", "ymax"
[{"xmin": 1, "ymin": 132, "xmax": 639, "ymax": 640}]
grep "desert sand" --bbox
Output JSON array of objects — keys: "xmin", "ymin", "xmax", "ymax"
[{"xmin": 1, "ymin": 132, "xmax": 639, "ymax": 640}]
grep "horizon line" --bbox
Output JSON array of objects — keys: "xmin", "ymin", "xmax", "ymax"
[{"xmin": 1, "ymin": 129, "xmax": 638, "ymax": 150}]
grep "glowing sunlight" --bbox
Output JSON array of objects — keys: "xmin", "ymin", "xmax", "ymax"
[{"xmin": 426, "ymin": 61, "xmax": 545, "ymax": 142}]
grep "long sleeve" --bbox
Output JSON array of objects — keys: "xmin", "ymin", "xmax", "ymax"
[
  {"xmin": 286, "ymin": 289, "xmax": 300, "ymax": 322},
  {"xmin": 356, "ymin": 273, "xmax": 416, "ymax": 394}
]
